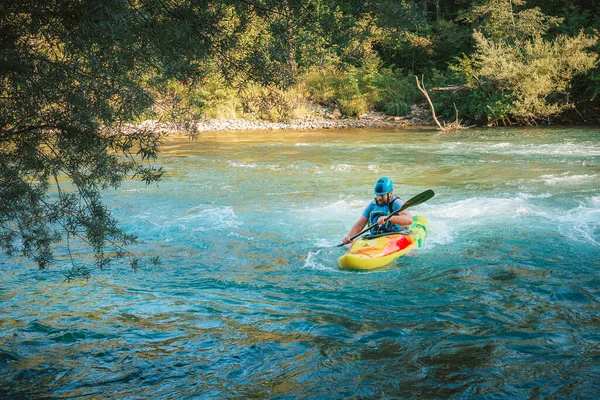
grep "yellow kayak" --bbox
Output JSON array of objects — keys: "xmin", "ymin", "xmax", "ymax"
[{"xmin": 338, "ymin": 216, "xmax": 428, "ymax": 270}]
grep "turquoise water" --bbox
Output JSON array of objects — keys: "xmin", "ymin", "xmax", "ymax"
[{"xmin": 1, "ymin": 127, "xmax": 599, "ymax": 397}]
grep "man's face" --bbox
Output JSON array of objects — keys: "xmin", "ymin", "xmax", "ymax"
[{"xmin": 375, "ymin": 193, "xmax": 390, "ymax": 206}]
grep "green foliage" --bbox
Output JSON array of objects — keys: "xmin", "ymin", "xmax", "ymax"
[
  {"xmin": 451, "ymin": 1, "xmax": 598, "ymax": 124},
  {"xmin": 464, "ymin": 0, "xmax": 563, "ymax": 42},
  {"xmin": 304, "ymin": 66, "xmax": 367, "ymax": 116},
  {"xmin": 431, "ymin": 20, "xmax": 475, "ymax": 69},
  {"xmin": 1, "ymin": 0, "xmax": 324, "ymax": 275},
  {"xmin": 373, "ymin": 69, "xmax": 420, "ymax": 116},
  {"xmin": 339, "ymin": 96, "xmax": 369, "ymax": 118},
  {"xmin": 149, "ymin": 59, "xmax": 419, "ymax": 120},
  {"xmin": 239, "ymin": 83, "xmax": 313, "ymax": 121},
  {"xmin": 145, "ymin": 73, "xmax": 315, "ymax": 122},
  {"xmin": 142, "ymin": 74, "xmax": 243, "ymax": 122},
  {"xmin": 1, "ymin": 0, "xmax": 172, "ymax": 274},
  {"xmin": 304, "ymin": 62, "xmax": 418, "ymax": 118}
]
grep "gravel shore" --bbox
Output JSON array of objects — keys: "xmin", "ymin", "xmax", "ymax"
[{"xmin": 129, "ymin": 109, "xmax": 433, "ymax": 136}]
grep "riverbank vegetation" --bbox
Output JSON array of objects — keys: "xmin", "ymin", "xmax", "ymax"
[
  {"xmin": 1, "ymin": 0, "xmax": 598, "ymax": 274},
  {"xmin": 140, "ymin": 0, "xmax": 599, "ymax": 127}
]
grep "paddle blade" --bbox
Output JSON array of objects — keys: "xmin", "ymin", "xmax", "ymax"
[{"xmin": 399, "ymin": 189, "xmax": 435, "ymax": 212}]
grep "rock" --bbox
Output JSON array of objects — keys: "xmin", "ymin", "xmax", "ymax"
[{"xmin": 326, "ymin": 109, "xmax": 342, "ymax": 119}]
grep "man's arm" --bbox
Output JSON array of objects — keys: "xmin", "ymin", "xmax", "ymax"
[
  {"xmin": 342, "ymin": 215, "xmax": 368, "ymax": 244},
  {"xmin": 379, "ymin": 210, "xmax": 413, "ymax": 227}
]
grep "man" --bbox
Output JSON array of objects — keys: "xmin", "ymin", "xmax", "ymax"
[{"xmin": 341, "ymin": 177, "xmax": 413, "ymax": 245}]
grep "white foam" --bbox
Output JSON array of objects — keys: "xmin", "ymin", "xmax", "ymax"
[
  {"xmin": 264, "ymin": 190, "xmax": 309, "ymax": 196},
  {"xmin": 227, "ymin": 161, "xmax": 258, "ymax": 169},
  {"xmin": 296, "ymin": 191, "xmax": 599, "ymax": 256},
  {"xmin": 559, "ymin": 202, "xmax": 600, "ymax": 245},
  {"xmin": 435, "ymin": 142, "xmax": 600, "ymax": 157},
  {"xmin": 122, "ymin": 188, "xmax": 151, "ymax": 193},
  {"xmin": 537, "ymin": 173, "xmax": 599, "ymax": 186},
  {"xmin": 135, "ymin": 206, "xmax": 243, "ymax": 237},
  {"xmin": 424, "ymin": 218, "xmax": 455, "ymax": 246},
  {"xmin": 424, "ymin": 196, "xmax": 528, "ymax": 220},
  {"xmin": 189, "ymin": 206, "xmax": 242, "ymax": 231},
  {"xmin": 331, "ymin": 164, "xmax": 355, "ymax": 172},
  {"xmin": 510, "ymin": 143, "xmax": 600, "ymax": 156},
  {"xmin": 313, "ymin": 237, "xmax": 337, "ymax": 247},
  {"xmin": 302, "ymin": 250, "xmax": 337, "ymax": 271},
  {"xmin": 226, "ymin": 161, "xmax": 284, "ymax": 171},
  {"xmin": 300, "ymin": 198, "xmax": 365, "ymax": 217},
  {"xmin": 227, "ymin": 231, "xmax": 254, "ymax": 241},
  {"xmin": 559, "ymin": 223, "xmax": 599, "ymax": 246},
  {"xmin": 423, "ymin": 193, "xmax": 600, "ymax": 246},
  {"xmin": 367, "ymin": 164, "xmax": 381, "ymax": 171}
]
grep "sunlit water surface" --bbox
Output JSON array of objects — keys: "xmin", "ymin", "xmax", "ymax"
[{"xmin": 1, "ymin": 127, "xmax": 599, "ymax": 398}]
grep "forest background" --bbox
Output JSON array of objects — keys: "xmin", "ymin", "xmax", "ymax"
[
  {"xmin": 1, "ymin": 0, "xmax": 599, "ymax": 275},
  {"xmin": 135, "ymin": 0, "xmax": 600, "ymax": 127},
  {"xmin": 137, "ymin": 0, "xmax": 600, "ymax": 127}
]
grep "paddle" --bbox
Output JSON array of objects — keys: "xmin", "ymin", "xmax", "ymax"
[{"xmin": 336, "ymin": 189, "xmax": 435, "ymax": 247}]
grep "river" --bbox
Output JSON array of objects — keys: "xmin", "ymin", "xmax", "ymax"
[{"xmin": 1, "ymin": 126, "xmax": 599, "ymax": 398}]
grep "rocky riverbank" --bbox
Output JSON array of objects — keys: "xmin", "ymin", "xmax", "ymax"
[{"xmin": 129, "ymin": 105, "xmax": 434, "ymax": 136}]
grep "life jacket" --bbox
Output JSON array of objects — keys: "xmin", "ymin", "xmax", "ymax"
[{"xmin": 369, "ymin": 195, "xmax": 401, "ymax": 234}]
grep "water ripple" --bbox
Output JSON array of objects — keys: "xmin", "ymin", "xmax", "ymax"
[{"xmin": 2, "ymin": 127, "xmax": 600, "ymax": 398}]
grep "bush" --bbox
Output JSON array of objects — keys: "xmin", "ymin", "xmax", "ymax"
[
  {"xmin": 145, "ymin": 59, "xmax": 422, "ymax": 121},
  {"xmin": 450, "ymin": 2, "xmax": 598, "ymax": 125},
  {"xmin": 372, "ymin": 69, "xmax": 420, "ymax": 116},
  {"xmin": 303, "ymin": 64, "xmax": 419, "ymax": 117},
  {"xmin": 339, "ymin": 96, "xmax": 369, "ymax": 117},
  {"xmin": 385, "ymin": 101, "xmax": 412, "ymax": 116}
]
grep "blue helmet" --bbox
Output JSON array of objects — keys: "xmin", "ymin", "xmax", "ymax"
[{"xmin": 374, "ymin": 177, "xmax": 393, "ymax": 195}]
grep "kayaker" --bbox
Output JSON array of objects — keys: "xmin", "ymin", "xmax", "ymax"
[{"xmin": 341, "ymin": 177, "xmax": 413, "ymax": 244}]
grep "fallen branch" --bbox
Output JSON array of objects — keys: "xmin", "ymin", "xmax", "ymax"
[
  {"xmin": 415, "ymin": 75, "xmax": 445, "ymax": 130},
  {"xmin": 415, "ymin": 76, "xmax": 474, "ymax": 131},
  {"xmin": 429, "ymin": 85, "xmax": 469, "ymax": 92}
]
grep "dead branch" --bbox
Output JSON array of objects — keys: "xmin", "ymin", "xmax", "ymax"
[
  {"xmin": 415, "ymin": 76, "xmax": 474, "ymax": 131},
  {"xmin": 415, "ymin": 75, "xmax": 445, "ymax": 130},
  {"xmin": 429, "ymin": 85, "xmax": 469, "ymax": 92}
]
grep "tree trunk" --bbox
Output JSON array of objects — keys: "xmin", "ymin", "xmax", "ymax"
[{"xmin": 283, "ymin": 0, "xmax": 297, "ymax": 78}]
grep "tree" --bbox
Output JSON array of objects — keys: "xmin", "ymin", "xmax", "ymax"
[
  {"xmin": 451, "ymin": 0, "xmax": 598, "ymax": 125},
  {"xmin": 0, "ymin": 0, "xmax": 336, "ymax": 278}
]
